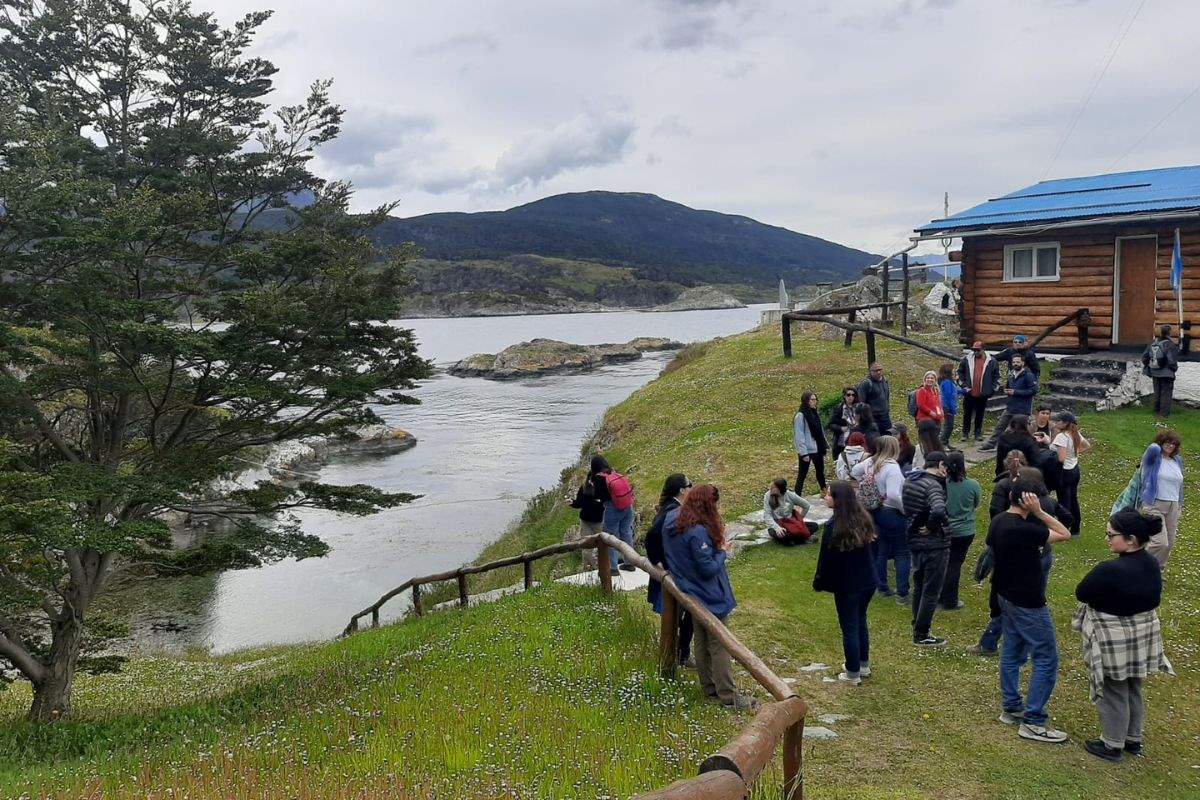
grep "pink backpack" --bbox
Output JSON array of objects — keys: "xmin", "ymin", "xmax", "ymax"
[{"xmin": 604, "ymin": 471, "xmax": 636, "ymax": 510}]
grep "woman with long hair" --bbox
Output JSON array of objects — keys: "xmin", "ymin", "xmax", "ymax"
[
  {"xmin": 1051, "ymin": 411, "xmax": 1090, "ymax": 536},
  {"xmin": 938, "ymin": 362, "xmax": 960, "ymax": 446},
  {"xmin": 995, "ymin": 414, "xmax": 1039, "ymax": 479},
  {"xmin": 827, "ymin": 386, "xmax": 860, "ymax": 460},
  {"xmin": 1112, "ymin": 429, "xmax": 1184, "ymax": 568},
  {"xmin": 1074, "ymin": 510, "xmax": 1172, "ymax": 762},
  {"xmin": 894, "ymin": 424, "xmax": 917, "ymax": 474},
  {"xmin": 851, "ymin": 435, "xmax": 910, "ymax": 604},
  {"xmin": 852, "ymin": 402, "xmax": 880, "ymax": 454},
  {"xmin": 813, "ymin": 481, "xmax": 879, "ymax": 685},
  {"xmin": 662, "ymin": 484, "xmax": 756, "ymax": 711},
  {"xmin": 940, "ymin": 451, "xmax": 980, "ymax": 611},
  {"xmin": 645, "ymin": 474, "xmax": 694, "ymax": 667},
  {"xmin": 763, "ymin": 477, "xmax": 813, "ymax": 544},
  {"xmin": 793, "ymin": 391, "xmax": 829, "ymax": 494}
]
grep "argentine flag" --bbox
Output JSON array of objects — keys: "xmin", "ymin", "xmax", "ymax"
[{"xmin": 1172, "ymin": 228, "xmax": 1184, "ymax": 326}]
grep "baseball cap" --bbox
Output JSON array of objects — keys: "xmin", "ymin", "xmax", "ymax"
[
  {"xmin": 972, "ymin": 340, "xmax": 984, "ymax": 349},
  {"xmin": 1052, "ymin": 411, "xmax": 1076, "ymax": 424},
  {"xmin": 1013, "ymin": 335, "xmax": 1027, "ymax": 344}
]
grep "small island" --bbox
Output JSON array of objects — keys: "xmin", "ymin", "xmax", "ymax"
[
  {"xmin": 647, "ymin": 286, "xmax": 746, "ymax": 312},
  {"xmin": 449, "ymin": 337, "xmax": 683, "ymax": 380}
]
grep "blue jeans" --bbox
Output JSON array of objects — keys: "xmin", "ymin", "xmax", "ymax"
[
  {"xmin": 998, "ymin": 596, "xmax": 1059, "ymax": 727},
  {"xmin": 603, "ymin": 503, "xmax": 635, "ymax": 570},
  {"xmin": 979, "ymin": 549, "xmax": 1054, "ymax": 652},
  {"xmin": 871, "ymin": 507, "xmax": 910, "ymax": 597},
  {"xmin": 833, "ymin": 588, "xmax": 874, "ymax": 674}
]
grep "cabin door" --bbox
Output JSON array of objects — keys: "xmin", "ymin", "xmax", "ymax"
[{"xmin": 1115, "ymin": 237, "xmax": 1158, "ymax": 346}]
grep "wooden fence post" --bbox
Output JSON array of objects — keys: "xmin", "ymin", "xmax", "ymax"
[
  {"xmin": 783, "ymin": 718, "xmax": 804, "ymax": 800},
  {"xmin": 901, "ymin": 252, "xmax": 910, "ymax": 337},
  {"xmin": 782, "ymin": 316, "xmax": 793, "ymax": 358},
  {"xmin": 659, "ymin": 591, "xmax": 679, "ymax": 680},
  {"xmin": 597, "ymin": 543, "xmax": 613, "ymax": 594},
  {"xmin": 411, "ymin": 583, "xmax": 423, "ymax": 617},
  {"xmin": 865, "ymin": 330, "xmax": 876, "ymax": 366},
  {"xmin": 880, "ymin": 260, "xmax": 890, "ymax": 323},
  {"xmin": 523, "ymin": 558, "xmax": 534, "ymax": 590},
  {"xmin": 457, "ymin": 573, "xmax": 469, "ymax": 608},
  {"xmin": 843, "ymin": 309, "xmax": 856, "ymax": 348},
  {"xmin": 371, "ymin": 609, "xmax": 379, "ymax": 629}
]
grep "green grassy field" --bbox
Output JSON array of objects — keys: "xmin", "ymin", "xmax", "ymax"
[{"xmin": 2, "ymin": 325, "xmax": 1197, "ymax": 798}]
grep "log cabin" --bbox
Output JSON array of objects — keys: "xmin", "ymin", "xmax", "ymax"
[{"xmin": 913, "ymin": 166, "xmax": 1200, "ymax": 352}]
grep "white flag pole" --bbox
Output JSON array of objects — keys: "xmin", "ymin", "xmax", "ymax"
[{"xmin": 1177, "ymin": 227, "xmax": 1185, "ymax": 330}]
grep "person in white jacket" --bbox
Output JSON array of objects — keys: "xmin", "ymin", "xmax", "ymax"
[
  {"xmin": 852, "ymin": 435, "xmax": 911, "ymax": 603},
  {"xmin": 763, "ymin": 477, "xmax": 814, "ymax": 544},
  {"xmin": 793, "ymin": 392, "xmax": 829, "ymax": 495},
  {"xmin": 835, "ymin": 432, "xmax": 868, "ymax": 480}
]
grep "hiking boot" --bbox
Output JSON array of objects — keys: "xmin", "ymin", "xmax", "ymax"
[
  {"xmin": 837, "ymin": 671, "xmax": 862, "ymax": 685},
  {"xmin": 940, "ymin": 600, "xmax": 966, "ymax": 611},
  {"xmin": 1018, "ymin": 723, "xmax": 1069, "ymax": 744},
  {"xmin": 679, "ymin": 656, "xmax": 697, "ymax": 670},
  {"xmin": 967, "ymin": 644, "xmax": 998, "ymax": 657},
  {"xmin": 979, "ymin": 442, "xmax": 996, "ymax": 451},
  {"xmin": 914, "ymin": 636, "xmax": 947, "ymax": 647},
  {"xmin": 1124, "ymin": 740, "xmax": 1144, "ymax": 757},
  {"xmin": 998, "ymin": 710, "xmax": 1025, "ymax": 725},
  {"xmin": 722, "ymin": 694, "xmax": 759, "ymax": 712},
  {"xmin": 1084, "ymin": 739, "xmax": 1122, "ymax": 762},
  {"xmin": 849, "ymin": 663, "xmax": 872, "ymax": 678},
  {"xmin": 618, "ymin": 563, "xmax": 636, "ymax": 572}
]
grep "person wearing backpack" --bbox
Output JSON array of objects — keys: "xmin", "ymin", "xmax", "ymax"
[
  {"xmin": 852, "ymin": 435, "xmax": 909, "ymax": 603},
  {"xmin": 590, "ymin": 454, "xmax": 637, "ymax": 573},
  {"xmin": 857, "ymin": 363, "xmax": 892, "ymax": 435},
  {"xmin": 835, "ymin": 432, "xmax": 868, "ymax": 481},
  {"xmin": 1142, "ymin": 325, "xmax": 1180, "ymax": 418}
]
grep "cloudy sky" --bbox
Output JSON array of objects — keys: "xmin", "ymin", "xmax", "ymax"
[{"xmin": 197, "ymin": 0, "xmax": 1200, "ymax": 257}]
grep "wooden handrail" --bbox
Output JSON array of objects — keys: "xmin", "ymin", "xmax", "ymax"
[
  {"xmin": 801, "ymin": 301, "xmax": 902, "ymax": 315},
  {"xmin": 783, "ymin": 312, "xmax": 960, "ymax": 362},
  {"xmin": 342, "ymin": 530, "xmax": 807, "ymax": 798},
  {"xmin": 1027, "ymin": 307, "xmax": 1091, "ymax": 352}
]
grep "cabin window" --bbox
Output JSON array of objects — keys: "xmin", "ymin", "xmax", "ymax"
[{"xmin": 1003, "ymin": 242, "xmax": 1060, "ymax": 282}]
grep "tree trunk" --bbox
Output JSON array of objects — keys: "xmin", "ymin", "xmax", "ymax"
[{"xmin": 27, "ymin": 611, "xmax": 84, "ymax": 722}]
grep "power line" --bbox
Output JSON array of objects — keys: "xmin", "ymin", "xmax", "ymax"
[
  {"xmin": 1040, "ymin": 0, "xmax": 1147, "ymax": 181},
  {"xmin": 1105, "ymin": 81, "xmax": 1200, "ymax": 173}
]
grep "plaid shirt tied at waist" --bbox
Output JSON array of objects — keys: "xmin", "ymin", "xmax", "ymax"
[{"xmin": 1072, "ymin": 603, "xmax": 1174, "ymax": 702}]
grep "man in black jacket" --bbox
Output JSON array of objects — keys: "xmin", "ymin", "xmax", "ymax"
[
  {"xmin": 994, "ymin": 334, "xmax": 1041, "ymax": 379},
  {"xmin": 857, "ymin": 362, "xmax": 892, "ymax": 434},
  {"xmin": 901, "ymin": 451, "xmax": 950, "ymax": 646}
]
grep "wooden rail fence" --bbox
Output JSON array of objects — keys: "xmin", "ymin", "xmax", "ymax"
[{"xmin": 344, "ymin": 532, "xmax": 807, "ymax": 799}]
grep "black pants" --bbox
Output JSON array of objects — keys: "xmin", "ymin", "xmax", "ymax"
[
  {"xmin": 833, "ymin": 587, "xmax": 875, "ymax": 674},
  {"xmin": 796, "ymin": 453, "xmax": 827, "ymax": 494},
  {"xmin": 939, "ymin": 534, "xmax": 974, "ymax": 609},
  {"xmin": 911, "ymin": 547, "xmax": 949, "ymax": 641},
  {"xmin": 1153, "ymin": 377, "xmax": 1175, "ymax": 416},
  {"xmin": 679, "ymin": 610, "xmax": 694, "ymax": 664},
  {"xmin": 962, "ymin": 394, "xmax": 988, "ymax": 438},
  {"xmin": 1057, "ymin": 466, "xmax": 1081, "ymax": 535}
]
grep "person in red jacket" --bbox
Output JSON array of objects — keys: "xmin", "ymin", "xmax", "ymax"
[{"xmin": 916, "ymin": 371, "xmax": 944, "ymax": 424}]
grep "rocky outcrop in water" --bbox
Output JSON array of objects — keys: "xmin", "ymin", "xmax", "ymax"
[
  {"xmin": 648, "ymin": 286, "xmax": 746, "ymax": 312},
  {"xmin": 265, "ymin": 424, "xmax": 417, "ymax": 477},
  {"xmin": 449, "ymin": 337, "xmax": 683, "ymax": 380}
]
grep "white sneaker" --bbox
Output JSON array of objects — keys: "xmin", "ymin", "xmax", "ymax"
[
  {"xmin": 845, "ymin": 662, "xmax": 871, "ymax": 678},
  {"xmin": 998, "ymin": 710, "xmax": 1025, "ymax": 725},
  {"xmin": 837, "ymin": 671, "xmax": 862, "ymax": 685},
  {"xmin": 1018, "ymin": 723, "xmax": 1069, "ymax": 743}
]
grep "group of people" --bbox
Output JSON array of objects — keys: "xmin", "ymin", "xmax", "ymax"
[{"xmin": 567, "ymin": 331, "xmax": 1181, "ymax": 762}]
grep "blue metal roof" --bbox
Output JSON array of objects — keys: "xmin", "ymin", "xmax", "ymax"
[{"xmin": 915, "ymin": 165, "xmax": 1200, "ymax": 235}]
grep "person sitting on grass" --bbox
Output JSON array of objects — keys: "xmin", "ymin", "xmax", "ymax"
[
  {"xmin": 646, "ymin": 474, "xmax": 694, "ymax": 669},
  {"xmin": 813, "ymin": 481, "xmax": 878, "ymax": 686},
  {"xmin": 990, "ymin": 478, "xmax": 1073, "ymax": 744},
  {"xmin": 663, "ymin": 484, "xmax": 757, "ymax": 711},
  {"xmin": 763, "ymin": 477, "xmax": 813, "ymax": 545},
  {"xmin": 901, "ymin": 451, "xmax": 950, "ymax": 647},
  {"xmin": 1074, "ymin": 510, "xmax": 1174, "ymax": 762}
]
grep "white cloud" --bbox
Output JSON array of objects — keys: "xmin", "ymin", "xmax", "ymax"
[{"xmin": 491, "ymin": 111, "xmax": 636, "ymax": 191}]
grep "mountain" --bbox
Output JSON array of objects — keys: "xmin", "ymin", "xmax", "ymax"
[{"xmin": 371, "ymin": 191, "xmax": 878, "ymax": 289}]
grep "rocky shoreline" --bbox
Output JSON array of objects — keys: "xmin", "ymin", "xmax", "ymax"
[
  {"xmin": 449, "ymin": 337, "xmax": 683, "ymax": 380},
  {"xmin": 398, "ymin": 286, "xmax": 751, "ymax": 319}
]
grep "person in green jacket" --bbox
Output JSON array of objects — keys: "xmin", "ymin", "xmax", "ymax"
[{"xmin": 940, "ymin": 450, "xmax": 981, "ymax": 611}]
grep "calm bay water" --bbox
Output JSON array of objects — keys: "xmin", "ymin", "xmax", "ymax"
[{"xmin": 109, "ymin": 305, "xmax": 771, "ymax": 654}]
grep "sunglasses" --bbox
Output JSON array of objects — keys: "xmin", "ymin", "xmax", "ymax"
[{"xmin": 1105, "ymin": 532, "xmax": 1127, "ymax": 539}]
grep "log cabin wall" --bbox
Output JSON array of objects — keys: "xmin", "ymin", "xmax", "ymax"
[{"xmin": 960, "ymin": 221, "xmax": 1200, "ymax": 350}]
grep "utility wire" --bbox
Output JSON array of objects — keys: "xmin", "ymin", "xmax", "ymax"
[
  {"xmin": 1040, "ymin": 0, "xmax": 1147, "ymax": 181},
  {"xmin": 1105, "ymin": 81, "xmax": 1200, "ymax": 173}
]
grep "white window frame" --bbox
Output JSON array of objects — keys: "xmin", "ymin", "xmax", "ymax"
[{"xmin": 1003, "ymin": 242, "xmax": 1061, "ymax": 283}]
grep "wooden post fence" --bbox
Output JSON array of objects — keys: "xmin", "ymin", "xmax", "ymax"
[
  {"xmin": 900, "ymin": 252, "xmax": 910, "ymax": 337},
  {"xmin": 340, "ymin": 531, "xmax": 807, "ymax": 800}
]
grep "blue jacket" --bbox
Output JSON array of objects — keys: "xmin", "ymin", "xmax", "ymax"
[
  {"xmin": 1005, "ymin": 369, "xmax": 1038, "ymax": 415},
  {"xmin": 939, "ymin": 378, "xmax": 959, "ymax": 415},
  {"xmin": 661, "ymin": 509, "xmax": 736, "ymax": 618}
]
